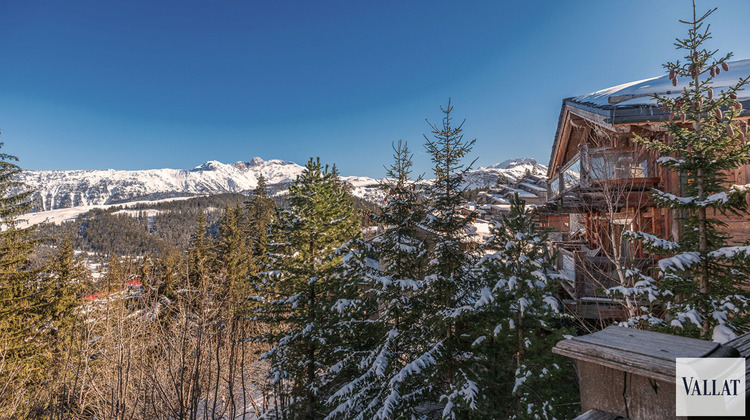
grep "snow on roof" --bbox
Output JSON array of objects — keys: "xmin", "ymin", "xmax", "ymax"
[
  {"xmin": 466, "ymin": 219, "xmax": 493, "ymax": 242},
  {"xmin": 505, "ymin": 187, "xmax": 537, "ymax": 198},
  {"xmin": 573, "ymin": 59, "xmax": 750, "ymax": 108},
  {"xmin": 486, "ymin": 204, "xmax": 511, "ymax": 212},
  {"xmin": 518, "ymin": 182, "xmax": 546, "ymax": 193}
]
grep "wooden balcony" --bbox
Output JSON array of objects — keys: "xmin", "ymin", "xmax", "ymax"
[
  {"xmin": 555, "ymin": 244, "xmax": 655, "ymax": 320},
  {"xmin": 547, "ymin": 146, "xmax": 659, "ymax": 208}
]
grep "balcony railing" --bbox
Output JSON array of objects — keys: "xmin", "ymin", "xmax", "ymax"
[
  {"xmin": 555, "ymin": 245, "xmax": 654, "ymax": 300},
  {"xmin": 548, "ymin": 153, "xmax": 581, "ymax": 199},
  {"xmin": 548, "ymin": 146, "xmax": 652, "ymax": 200},
  {"xmin": 589, "ymin": 149, "xmax": 649, "ymax": 181}
]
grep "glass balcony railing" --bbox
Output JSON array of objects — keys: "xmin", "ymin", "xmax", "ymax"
[
  {"xmin": 589, "ymin": 150, "xmax": 649, "ymax": 181},
  {"xmin": 549, "ymin": 148, "xmax": 651, "ymax": 200},
  {"xmin": 548, "ymin": 153, "xmax": 581, "ymax": 199}
]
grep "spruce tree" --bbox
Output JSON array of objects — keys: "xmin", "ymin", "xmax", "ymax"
[
  {"xmin": 246, "ymin": 174, "xmax": 275, "ymax": 261},
  {"xmin": 327, "ymin": 141, "xmax": 430, "ymax": 419},
  {"xmin": 216, "ymin": 204, "xmax": 253, "ymax": 313},
  {"xmin": 0, "ymin": 143, "xmax": 83, "ymax": 416},
  {"xmin": 104, "ymin": 252, "xmax": 125, "ymax": 293},
  {"xmin": 188, "ymin": 212, "xmax": 212, "ymax": 290},
  {"xmin": 256, "ymin": 158, "xmax": 367, "ymax": 419},
  {"xmin": 45, "ymin": 237, "xmax": 85, "ymax": 331},
  {"xmin": 611, "ymin": 2, "xmax": 750, "ymax": 341},
  {"xmin": 460, "ymin": 195, "xmax": 576, "ymax": 419},
  {"xmin": 345, "ymin": 101, "xmax": 479, "ymax": 418},
  {"xmin": 0, "ymin": 209, "xmax": 43, "ymax": 416},
  {"xmin": 422, "ymin": 100, "xmax": 481, "ymax": 417},
  {"xmin": 42, "ymin": 236, "xmax": 88, "ymax": 415}
]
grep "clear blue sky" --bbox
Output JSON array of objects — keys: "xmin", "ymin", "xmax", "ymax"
[{"xmin": 2, "ymin": 0, "xmax": 749, "ymax": 178}]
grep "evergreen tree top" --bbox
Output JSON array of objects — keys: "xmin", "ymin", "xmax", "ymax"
[
  {"xmin": 423, "ymin": 99, "xmax": 476, "ymax": 176},
  {"xmin": 0, "ymin": 142, "xmax": 34, "ymax": 223}
]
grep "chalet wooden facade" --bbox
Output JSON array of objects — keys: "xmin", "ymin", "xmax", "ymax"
[{"xmin": 542, "ymin": 59, "xmax": 750, "ymax": 320}]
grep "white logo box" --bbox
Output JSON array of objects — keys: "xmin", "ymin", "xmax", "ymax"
[{"xmin": 676, "ymin": 357, "xmax": 745, "ymax": 417}]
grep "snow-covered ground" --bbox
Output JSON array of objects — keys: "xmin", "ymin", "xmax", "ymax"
[
  {"xmin": 18, "ymin": 196, "xmax": 197, "ymax": 228},
  {"xmin": 18, "ymin": 157, "xmax": 305, "ymax": 211}
]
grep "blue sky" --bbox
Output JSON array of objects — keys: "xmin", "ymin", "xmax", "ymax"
[{"xmin": 2, "ymin": 0, "xmax": 749, "ymax": 178}]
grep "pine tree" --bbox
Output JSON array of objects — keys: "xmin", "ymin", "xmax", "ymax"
[
  {"xmin": 420, "ymin": 100, "xmax": 482, "ymax": 417},
  {"xmin": 459, "ymin": 195, "xmax": 576, "ymax": 419},
  {"xmin": 327, "ymin": 141, "xmax": 430, "ymax": 419},
  {"xmin": 611, "ymin": 2, "xmax": 750, "ymax": 342},
  {"xmin": 246, "ymin": 175, "xmax": 275, "ymax": 261},
  {"xmin": 188, "ymin": 212, "xmax": 213, "ymax": 291},
  {"xmin": 216, "ymin": 204, "xmax": 253, "ymax": 313},
  {"xmin": 256, "ymin": 158, "xmax": 368, "ymax": 419},
  {"xmin": 0, "ymin": 142, "xmax": 83, "ymax": 416},
  {"xmin": 46, "ymin": 237, "xmax": 85, "ymax": 331}
]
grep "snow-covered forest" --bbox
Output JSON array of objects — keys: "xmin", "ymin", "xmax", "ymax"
[
  {"xmin": 2, "ymin": 3, "xmax": 750, "ymax": 419},
  {"xmin": 1, "ymin": 102, "xmax": 579, "ymax": 419}
]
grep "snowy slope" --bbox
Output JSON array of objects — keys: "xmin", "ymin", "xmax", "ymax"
[
  {"xmin": 18, "ymin": 157, "xmax": 305, "ymax": 211},
  {"xmin": 18, "ymin": 157, "xmax": 546, "ymax": 212},
  {"xmin": 18, "ymin": 196, "xmax": 196, "ymax": 228}
]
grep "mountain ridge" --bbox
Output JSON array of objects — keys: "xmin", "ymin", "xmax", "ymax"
[{"xmin": 17, "ymin": 157, "xmax": 547, "ymax": 212}]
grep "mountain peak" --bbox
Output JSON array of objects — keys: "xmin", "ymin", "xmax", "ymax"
[
  {"xmin": 485, "ymin": 158, "xmax": 538, "ymax": 170},
  {"xmin": 193, "ymin": 160, "xmax": 225, "ymax": 171}
]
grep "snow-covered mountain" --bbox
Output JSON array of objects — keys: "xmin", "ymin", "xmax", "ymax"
[
  {"xmin": 19, "ymin": 158, "xmax": 306, "ymax": 211},
  {"xmin": 463, "ymin": 158, "xmax": 546, "ymax": 190},
  {"xmin": 17, "ymin": 157, "xmax": 546, "ymax": 212}
]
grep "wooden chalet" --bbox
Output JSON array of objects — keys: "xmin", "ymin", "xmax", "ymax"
[{"xmin": 541, "ymin": 59, "xmax": 750, "ymax": 321}]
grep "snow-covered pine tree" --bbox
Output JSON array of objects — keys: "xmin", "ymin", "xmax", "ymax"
[
  {"xmin": 256, "ymin": 158, "xmax": 370, "ymax": 419},
  {"xmin": 421, "ymin": 100, "xmax": 480, "ymax": 417},
  {"xmin": 327, "ymin": 140, "xmax": 431, "ymax": 419},
  {"xmin": 610, "ymin": 2, "xmax": 750, "ymax": 342},
  {"xmin": 460, "ymin": 194, "xmax": 576, "ymax": 419}
]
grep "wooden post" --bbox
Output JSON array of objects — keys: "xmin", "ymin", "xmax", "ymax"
[
  {"xmin": 581, "ymin": 145, "xmax": 590, "ymax": 188},
  {"xmin": 559, "ymin": 170, "xmax": 565, "ymax": 206}
]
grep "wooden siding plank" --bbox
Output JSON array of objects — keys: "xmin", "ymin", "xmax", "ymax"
[{"xmin": 574, "ymin": 409, "xmax": 625, "ymax": 420}]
